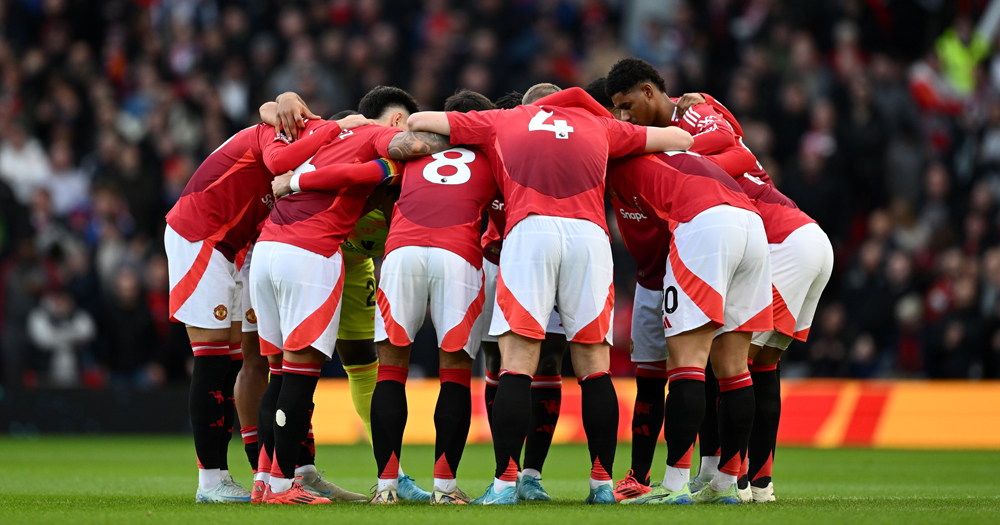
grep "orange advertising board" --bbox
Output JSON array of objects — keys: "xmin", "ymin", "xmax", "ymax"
[{"xmin": 310, "ymin": 378, "xmax": 1000, "ymax": 449}]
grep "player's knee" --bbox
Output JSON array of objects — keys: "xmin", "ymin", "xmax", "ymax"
[
  {"xmin": 481, "ymin": 341, "xmax": 501, "ymax": 374},
  {"xmin": 535, "ymin": 355, "xmax": 562, "ymax": 376},
  {"xmin": 338, "ymin": 339, "xmax": 378, "ymax": 366},
  {"xmin": 568, "ymin": 342, "xmax": 610, "ymax": 378},
  {"xmin": 376, "ymin": 341, "xmax": 410, "ymax": 368},
  {"xmin": 439, "ymin": 349, "xmax": 473, "ymax": 370},
  {"xmin": 753, "ymin": 345, "xmax": 784, "ymax": 366},
  {"xmin": 536, "ymin": 334, "xmax": 566, "ymax": 375},
  {"xmin": 239, "ymin": 351, "xmax": 269, "ymax": 382},
  {"xmin": 709, "ymin": 341, "xmax": 751, "ymax": 378}
]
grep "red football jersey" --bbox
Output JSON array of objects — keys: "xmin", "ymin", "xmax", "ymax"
[
  {"xmin": 692, "ymin": 94, "xmax": 817, "ymax": 244},
  {"xmin": 481, "ymin": 196, "xmax": 505, "ymax": 265},
  {"xmin": 258, "ymin": 123, "xmax": 401, "ymax": 257},
  {"xmin": 607, "ymin": 151, "xmax": 758, "ymax": 236},
  {"xmin": 447, "ymin": 87, "xmax": 647, "ymax": 237},
  {"xmin": 166, "ymin": 123, "xmax": 322, "ymax": 261},
  {"xmin": 733, "ymin": 170, "xmax": 815, "ymax": 244},
  {"xmin": 669, "ymin": 100, "xmax": 739, "ymax": 155},
  {"xmin": 385, "ymin": 146, "xmax": 499, "ymax": 268},
  {"xmin": 610, "ymin": 196, "xmax": 668, "ymax": 290}
]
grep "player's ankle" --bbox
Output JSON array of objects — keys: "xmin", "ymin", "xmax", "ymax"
[
  {"xmin": 493, "ymin": 478, "xmax": 516, "ymax": 491},
  {"xmin": 433, "ymin": 478, "xmax": 457, "ymax": 493},
  {"xmin": 662, "ymin": 466, "xmax": 688, "ymax": 492},
  {"xmin": 294, "ymin": 464, "xmax": 317, "ymax": 477},
  {"xmin": 711, "ymin": 473, "xmax": 737, "ymax": 492},
  {"xmin": 378, "ymin": 478, "xmax": 399, "ymax": 492},
  {"xmin": 198, "ymin": 468, "xmax": 224, "ymax": 491},
  {"xmin": 589, "ymin": 478, "xmax": 612, "ymax": 490},
  {"xmin": 521, "ymin": 468, "xmax": 541, "ymax": 480},
  {"xmin": 269, "ymin": 476, "xmax": 294, "ymax": 493}
]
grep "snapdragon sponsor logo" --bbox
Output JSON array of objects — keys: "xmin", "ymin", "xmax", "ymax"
[{"xmin": 619, "ymin": 208, "xmax": 646, "ymax": 221}]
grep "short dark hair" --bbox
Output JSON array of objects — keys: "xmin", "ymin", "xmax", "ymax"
[
  {"xmin": 444, "ymin": 89, "xmax": 494, "ymax": 113},
  {"xmin": 493, "ymin": 91, "xmax": 524, "ymax": 110},
  {"xmin": 357, "ymin": 85, "xmax": 420, "ymax": 120},
  {"xmin": 329, "ymin": 109, "xmax": 359, "ymax": 120},
  {"xmin": 583, "ymin": 77, "xmax": 613, "ymax": 109},
  {"xmin": 605, "ymin": 58, "xmax": 666, "ymax": 99}
]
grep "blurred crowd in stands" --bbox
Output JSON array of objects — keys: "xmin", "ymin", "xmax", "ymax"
[{"xmin": 2, "ymin": 0, "xmax": 1000, "ymax": 388}]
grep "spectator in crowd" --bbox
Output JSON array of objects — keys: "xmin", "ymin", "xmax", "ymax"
[
  {"xmin": 2, "ymin": 0, "xmax": 1000, "ymax": 387},
  {"xmin": 97, "ymin": 266, "xmax": 162, "ymax": 389},
  {"xmin": 27, "ymin": 290, "xmax": 96, "ymax": 387}
]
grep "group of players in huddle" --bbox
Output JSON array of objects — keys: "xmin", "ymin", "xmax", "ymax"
[{"xmin": 164, "ymin": 56, "xmax": 833, "ymax": 506}]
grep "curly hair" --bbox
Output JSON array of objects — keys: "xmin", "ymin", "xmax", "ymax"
[
  {"xmin": 493, "ymin": 91, "xmax": 524, "ymax": 110},
  {"xmin": 583, "ymin": 77, "xmax": 613, "ymax": 110},
  {"xmin": 605, "ymin": 57, "xmax": 667, "ymax": 99}
]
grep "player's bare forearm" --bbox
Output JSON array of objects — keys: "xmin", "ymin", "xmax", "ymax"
[
  {"xmin": 675, "ymin": 93, "xmax": 706, "ymax": 117},
  {"xmin": 271, "ymin": 92, "xmax": 320, "ymax": 141},
  {"xmin": 386, "ymin": 132, "xmax": 452, "ymax": 160},
  {"xmin": 645, "ymin": 126, "xmax": 693, "ymax": 153},
  {"xmin": 406, "ymin": 112, "xmax": 451, "ymax": 135},
  {"xmin": 260, "ymin": 102, "xmax": 278, "ymax": 127}
]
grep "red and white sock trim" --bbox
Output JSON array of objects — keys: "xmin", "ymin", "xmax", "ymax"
[
  {"xmin": 749, "ymin": 362, "xmax": 777, "ymax": 373},
  {"xmin": 377, "ymin": 365, "xmax": 408, "ymax": 384},
  {"xmin": 229, "ymin": 342, "xmax": 243, "ymax": 361},
  {"xmin": 577, "ymin": 371, "xmax": 610, "ymax": 384},
  {"xmin": 484, "ymin": 369, "xmax": 500, "ymax": 387},
  {"xmin": 718, "ymin": 371, "xmax": 753, "ymax": 392},
  {"xmin": 440, "ymin": 368, "xmax": 472, "ymax": 387},
  {"xmin": 282, "ymin": 359, "xmax": 322, "ymax": 377},
  {"xmin": 635, "ymin": 362, "xmax": 669, "ymax": 379},
  {"xmin": 191, "ymin": 341, "xmax": 230, "ymax": 357},
  {"xmin": 268, "ymin": 362, "xmax": 283, "ymax": 376},
  {"xmin": 498, "ymin": 369, "xmax": 530, "ymax": 379},
  {"xmin": 241, "ymin": 426, "xmax": 258, "ymax": 444},
  {"xmin": 532, "ymin": 375, "xmax": 562, "ymax": 388},
  {"xmin": 667, "ymin": 367, "xmax": 705, "ymax": 383}
]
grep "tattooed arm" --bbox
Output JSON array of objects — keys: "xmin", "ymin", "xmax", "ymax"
[{"xmin": 386, "ymin": 131, "xmax": 453, "ymax": 160}]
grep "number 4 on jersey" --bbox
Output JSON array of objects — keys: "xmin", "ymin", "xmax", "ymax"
[{"xmin": 529, "ymin": 109, "xmax": 574, "ymax": 139}]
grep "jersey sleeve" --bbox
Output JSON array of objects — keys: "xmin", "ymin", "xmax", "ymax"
[
  {"xmin": 447, "ymin": 109, "xmax": 499, "ymax": 146},
  {"xmin": 260, "ymin": 120, "xmax": 341, "ymax": 174},
  {"xmin": 705, "ymin": 144, "xmax": 758, "ymax": 178},
  {"xmin": 370, "ymin": 126, "xmax": 403, "ymax": 158},
  {"xmin": 296, "ymin": 160, "xmax": 396, "ymax": 192},
  {"xmin": 683, "ymin": 103, "xmax": 736, "ymax": 155},
  {"xmin": 700, "ymin": 93, "xmax": 744, "ymax": 137},
  {"xmin": 604, "ymin": 118, "xmax": 648, "ymax": 158}
]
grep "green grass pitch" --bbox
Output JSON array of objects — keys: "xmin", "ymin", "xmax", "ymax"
[{"xmin": 0, "ymin": 436, "xmax": 997, "ymax": 524}]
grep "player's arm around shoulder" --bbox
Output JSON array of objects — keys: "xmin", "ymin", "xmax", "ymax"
[
  {"xmin": 259, "ymin": 92, "xmax": 320, "ymax": 141},
  {"xmin": 386, "ymin": 131, "xmax": 453, "ymax": 160},
  {"xmin": 407, "ymin": 111, "xmax": 451, "ymax": 135},
  {"xmin": 645, "ymin": 126, "xmax": 694, "ymax": 153}
]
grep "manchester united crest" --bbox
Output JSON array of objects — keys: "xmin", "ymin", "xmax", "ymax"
[
  {"xmin": 213, "ymin": 304, "xmax": 228, "ymax": 321},
  {"xmin": 245, "ymin": 308, "xmax": 257, "ymax": 324}
]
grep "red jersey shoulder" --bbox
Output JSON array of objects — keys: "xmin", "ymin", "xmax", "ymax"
[{"xmin": 308, "ymin": 124, "xmax": 400, "ymax": 166}]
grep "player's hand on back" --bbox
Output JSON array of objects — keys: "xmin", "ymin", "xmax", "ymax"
[
  {"xmin": 275, "ymin": 92, "xmax": 320, "ymax": 141},
  {"xmin": 336, "ymin": 114, "xmax": 378, "ymax": 130},
  {"xmin": 272, "ymin": 171, "xmax": 295, "ymax": 198},
  {"xmin": 675, "ymin": 93, "xmax": 706, "ymax": 118}
]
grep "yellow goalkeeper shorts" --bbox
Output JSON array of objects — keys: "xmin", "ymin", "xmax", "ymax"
[{"xmin": 338, "ymin": 253, "xmax": 376, "ymax": 341}]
